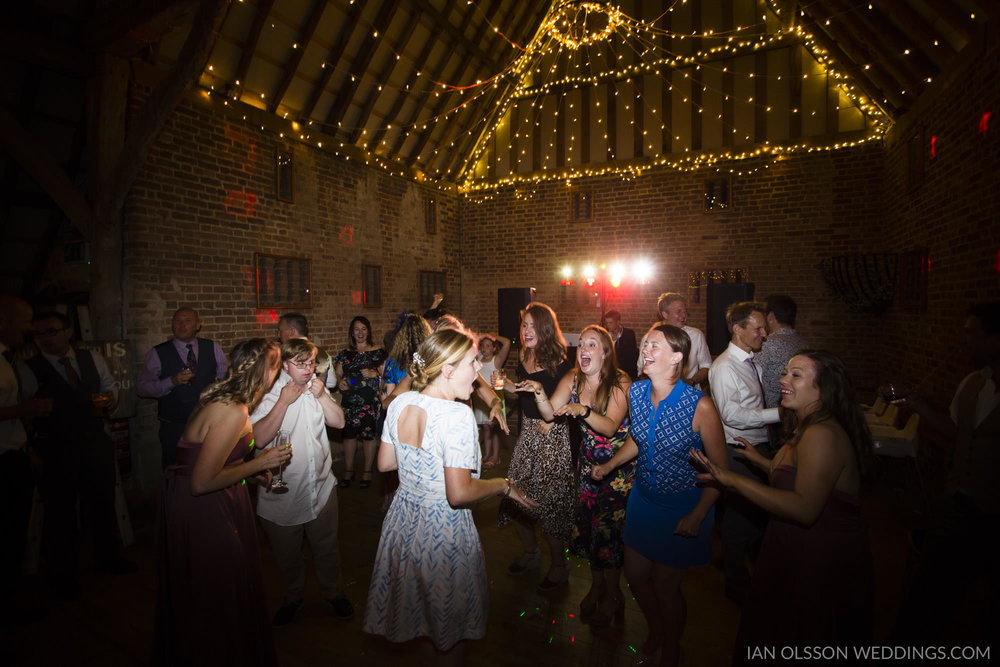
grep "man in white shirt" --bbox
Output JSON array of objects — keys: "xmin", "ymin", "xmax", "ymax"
[
  {"xmin": 249, "ymin": 338, "xmax": 352, "ymax": 625},
  {"xmin": 657, "ymin": 292, "xmax": 711, "ymax": 385},
  {"xmin": 708, "ymin": 301, "xmax": 781, "ymax": 605},
  {"xmin": 277, "ymin": 312, "xmax": 336, "ymax": 390}
]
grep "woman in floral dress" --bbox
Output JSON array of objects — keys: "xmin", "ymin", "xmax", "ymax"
[
  {"xmin": 335, "ymin": 316, "xmax": 386, "ymax": 488},
  {"xmin": 521, "ymin": 325, "xmax": 632, "ymax": 624}
]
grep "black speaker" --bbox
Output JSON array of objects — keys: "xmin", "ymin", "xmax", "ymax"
[
  {"xmin": 706, "ymin": 283, "xmax": 755, "ymax": 356},
  {"xmin": 498, "ymin": 287, "xmax": 535, "ymax": 342}
]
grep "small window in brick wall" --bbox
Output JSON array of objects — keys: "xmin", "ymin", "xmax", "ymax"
[
  {"xmin": 571, "ymin": 189, "xmax": 593, "ymax": 220},
  {"xmin": 425, "ymin": 197, "xmax": 436, "ymax": 234},
  {"xmin": 420, "ymin": 271, "xmax": 446, "ymax": 306}
]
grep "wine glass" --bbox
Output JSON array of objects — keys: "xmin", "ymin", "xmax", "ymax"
[
  {"xmin": 270, "ymin": 429, "xmax": 291, "ymax": 493},
  {"xmin": 879, "ymin": 382, "xmax": 911, "ymax": 402},
  {"xmin": 491, "ymin": 369, "xmax": 506, "ymax": 417}
]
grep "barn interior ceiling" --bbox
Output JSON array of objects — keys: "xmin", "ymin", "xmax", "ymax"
[{"xmin": 0, "ymin": 0, "xmax": 995, "ymax": 293}]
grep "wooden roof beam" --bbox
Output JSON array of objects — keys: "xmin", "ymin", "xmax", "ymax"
[
  {"xmin": 268, "ymin": 0, "xmax": 328, "ymax": 114},
  {"xmin": 797, "ymin": 12, "xmax": 904, "ymax": 115},
  {"xmin": 348, "ymin": 9, "xmax": 423, "ymax": 146},
  {"xmin": 300, "ymin": 0, "xmax": 368, "ymax": 121},
  {"xmin": 405, "ymin": 0, "xmax": 503, "ymax": 72},
  {"xmin": 232, "ymin": 0, "xmax": 275, "ymax": 103},
  {"xmin": 921, "ymin": 0, "xmax": 977, "ymax": 42},
  {"xmin": 82, "ymin": 0, "xmax": 187, "ymax": 51},
  {"xmin": 803, "ymin": 5, "xmax": 909, "ymax": 111},
  {"xmin": 324, "ymin": 0, "xmax": 403, "ymax": 131},
  {"xmin": 364, "ymin": 12, "xmax": 438, "ymax": 152},
  {"xmin": 876, "ymin": 0, "xmax": 955, "ymax": 71},
  {"xmin": 825, "ymin": 0, "xmax": 925, "ymax": 95},
  {"xmin": 388, "ymin": 8, "xmax": 480, "ymax": 160}
]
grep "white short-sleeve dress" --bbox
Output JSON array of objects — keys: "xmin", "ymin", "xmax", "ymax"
[{"xmin": 362, "ymin": 391, "xmax": 487, "ymax": 651}]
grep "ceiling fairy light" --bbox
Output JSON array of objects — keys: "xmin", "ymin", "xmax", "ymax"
[{"xmin": 544, "ymin": 1, "xmax": 624, "ymax": 50}]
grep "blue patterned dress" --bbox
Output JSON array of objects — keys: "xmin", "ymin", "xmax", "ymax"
[
  {"xmin": 363, "ymin": 392, "xmax": 487, "ymax": 651},
  {"xmin": 624, "ymin": 379, "xmax": 714, "ymax": 567}
]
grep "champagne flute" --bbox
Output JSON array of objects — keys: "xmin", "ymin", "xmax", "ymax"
[{"xmin": 270, "ymin": 429, "xmax": 291, "ymax": 493}]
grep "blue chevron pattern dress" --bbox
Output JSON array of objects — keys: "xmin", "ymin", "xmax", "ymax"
[
  {"xmin": 623, "ymin": 379, "xmax": 714, "ymax": 567},
  {"xmin": 363, "ymin": 392, "xmax": 488, "ymax": 651}
]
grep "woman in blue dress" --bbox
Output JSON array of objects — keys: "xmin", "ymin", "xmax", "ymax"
[
  {"xmin": 363, "ymin": 328, "xmax": 536, "ymax": 666},
  {"xmin": 592, "ymin": 325, "xmax": 728, "ymax": 667}
]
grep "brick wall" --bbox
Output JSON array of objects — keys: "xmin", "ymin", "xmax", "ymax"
[
  {"xmin": 458, "ymin": 145, "xmax": 886, "ymax": 389},
  {"xmin": 878, "ymin": 36, "xmax": 1000, "ymax": 412},
  {"xmin": 123, "ymin": 93, "xmax": 460, "ymax": 491}
]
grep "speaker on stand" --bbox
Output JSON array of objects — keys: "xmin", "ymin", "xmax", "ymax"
[
  {"xmin": 706, "ymin": 283, "xmax": 755, "ymax": 356},
  {"xmin": 497, "ymin": 288, "xmax": 535, "ymax": 344}
]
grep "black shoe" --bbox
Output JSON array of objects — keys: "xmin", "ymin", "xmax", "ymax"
[
  {"xmin": 327, "ymin": 597, "xmax": 354, "ymax": 620},
  {"xmin": 272, "ymin": 600, "xmax": 302, "ymax": 626},
  {"xmin": 340, "ymin": 470, "xmax": 354, "ymax": 488},
  {"xmin": 359, "ymin": 470, "xmax": 373, "ymax": 489}
]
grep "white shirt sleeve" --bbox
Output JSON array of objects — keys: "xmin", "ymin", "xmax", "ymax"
[{"xmin": 708, "ymin": 357, "xmax": 780, "ymax": 434}]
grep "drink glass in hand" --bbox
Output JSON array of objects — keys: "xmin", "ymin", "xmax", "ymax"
[
  {"xmin": 270, "ymin": 429, "xmax": 291, "ymax": 492},
  {"xmin": 491, "ymin": 370, "xmax": 506, "ymax": 417}
]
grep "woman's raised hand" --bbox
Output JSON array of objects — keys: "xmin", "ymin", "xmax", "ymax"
[{"xmin": 690, "ymin": 448, "xmax": 731, "ymax": 487}]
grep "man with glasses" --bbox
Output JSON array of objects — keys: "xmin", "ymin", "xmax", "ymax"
[
  {"xmin": 26, "ymin": 311, "xmax": 133, "ymax": 598},
  {"xmin": 137, "ymin": 308, "xmax": 228, "ymax": 467},
  {"xmin": 248, "ymin": 338, "xmax": 353, "ymax": 625}
]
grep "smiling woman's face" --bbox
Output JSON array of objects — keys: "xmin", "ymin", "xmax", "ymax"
[{"xmin": 577, "ymin": 330, "xmax": 606, "ymax": 377}]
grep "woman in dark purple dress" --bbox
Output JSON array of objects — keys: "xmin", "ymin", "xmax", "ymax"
[
  {"xmin": 155, "ymin": 338, "xmax": 290, "ymax": 667},
  {"xmin": 692, "ymin": 350, "xmax": 874, "ymax": 661}
]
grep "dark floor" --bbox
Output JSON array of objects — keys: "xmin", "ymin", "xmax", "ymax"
[{"xmin": 0, "ymin": 430, "xmax": 985, "ymax": 666}]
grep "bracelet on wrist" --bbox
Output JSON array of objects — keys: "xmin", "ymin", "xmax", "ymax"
[
  {"xmin": 535, "ymin": 394, "xmax": 547, "ymax": 404},
  {"xmin": 504, "ymin": 477, "xmax": 512, "ymax": 497},
  {"xmin": 581, "ymin": 405, "xmax": 592, "ymax": 419}
]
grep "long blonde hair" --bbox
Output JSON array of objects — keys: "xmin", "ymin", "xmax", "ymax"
[
  {"xmin": 409, "ymin": 329, "xmax": 476, "ymax": 392},
  {"xmin": 198, "ymin": 338, "xmax": 279, "ymax": 412}
]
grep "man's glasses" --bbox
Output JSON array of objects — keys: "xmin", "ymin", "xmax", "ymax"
[{"xmin": 289, "ymin": 359, "xmax": 316, "ymax": 369}]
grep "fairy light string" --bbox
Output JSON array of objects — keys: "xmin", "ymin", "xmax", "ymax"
[{"xmin": 193, "ymin": 0, "xmax": 912, "ymax": 194}]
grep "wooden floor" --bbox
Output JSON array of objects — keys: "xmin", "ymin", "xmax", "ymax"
[{"xmin": 0, "ymin": 431, "xmax": 962, "ymax": 666}]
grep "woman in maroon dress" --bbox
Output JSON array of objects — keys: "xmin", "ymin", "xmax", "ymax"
[
  {"xmin": 155, "ymin": 338, "xmax": 291, "ymax": 667},
  {"xmin": 692, "ymin": 350, "xmax": 873, "ymax": 660}
]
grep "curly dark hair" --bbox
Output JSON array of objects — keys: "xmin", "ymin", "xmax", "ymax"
[{"xmin": 389, "ymin": 314, "xmax": 431, "ymax": 368}]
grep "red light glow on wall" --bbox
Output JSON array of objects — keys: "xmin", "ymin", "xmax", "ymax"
[
  {"xmin": 930, "ymin": 135, "xmax": 937, "ymax": 158},
  {"xmin": 339, "ymin": 226, "xmax": 354, "ymax": 245},
  {"xmin": 254, "ymin": 310, "xmax": 279, "ymax": 325},
  {"xmin": 979, "ymin": 111, "xmax": 991, "ymax": 135},
  {"xmin": 224, "ymin": 189, "xmax": 256, "ymax": 217}
]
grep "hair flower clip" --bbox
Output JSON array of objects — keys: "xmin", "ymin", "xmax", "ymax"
[{"xmin": 412, "ymin": 352, "xmax": 426, "ymax": 368}]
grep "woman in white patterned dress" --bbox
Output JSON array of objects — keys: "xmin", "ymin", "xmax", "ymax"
[{"xmin": 363, "ymin": 328, "xmax": 536, "ymax": 665}]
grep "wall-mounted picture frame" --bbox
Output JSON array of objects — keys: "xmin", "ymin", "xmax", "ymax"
[
  {"xmin": 363, "ymin": 264, "xmax": 382, "ymax": 308},
  {"xmin": 704, "ymin": 175, "xmax": 731, "ymax": 211},
  {"xmin": 571, "ymin": 188, "xmax": 593, "ymax": 221},
  {"xmin": 276, "ymin": 150, "xmax": 294, "ymax": 203},
  {"xmin": 425, "ymin": 198, "xmax": 437, "ymax": 235},
  {"xmin": 255, "ymin": 253, "xmax": 311, "ymax": 309}
]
